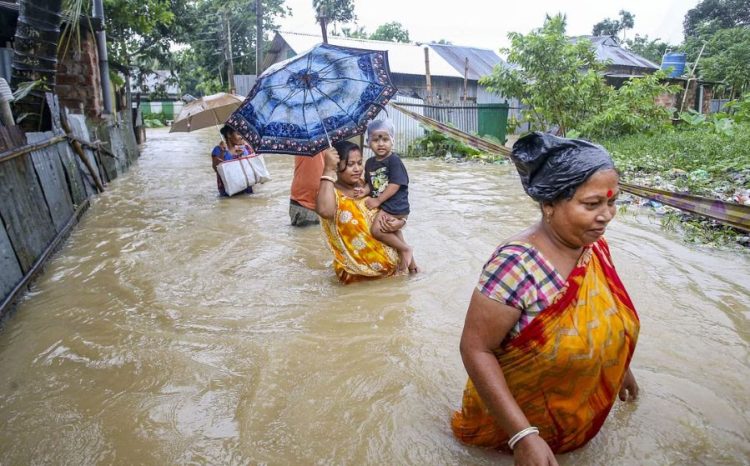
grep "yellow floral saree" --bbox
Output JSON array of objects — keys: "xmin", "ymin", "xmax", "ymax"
[
  {"xmin": 452, "ymin": 238, "xmax": 640, "ymax": 453},
  {"xmin": 320, "ymin": 188, "xmax": 400, "ymax": 284}
]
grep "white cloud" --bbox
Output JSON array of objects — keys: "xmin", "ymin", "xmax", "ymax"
[{"xmin": 276, "ymin": 0, "xmax": 699, "ymax": 50}]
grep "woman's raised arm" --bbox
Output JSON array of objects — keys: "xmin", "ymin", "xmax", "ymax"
[{"xmin": 315, "ymin": 147, "xmax": 340, "ymax": 220}]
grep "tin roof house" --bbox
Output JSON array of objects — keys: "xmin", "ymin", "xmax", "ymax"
[
  {"xmin": 263, "ymin": 32, "xmax": 515, "ymax": 106},
  {"xmin": 573, "ymin": 35, "xmax": 715, "ymax": 114},
  {"xmin": 571, "ymin": 35, "xmax": 660, "ymax": 78},
  {"xmin": 262, "ymin": 32, "xmax": 518, "ymax": 148}
]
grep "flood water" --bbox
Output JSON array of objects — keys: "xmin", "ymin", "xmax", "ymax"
[{"xmin": 1, "ymin": 127, "xmax": 748, "ymax": 465}]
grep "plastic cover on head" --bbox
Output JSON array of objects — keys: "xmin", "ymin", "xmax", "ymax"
[
  {"xmin": 511, "ymin": 132, "xmax": 615, "ymax": 203},
  {"xmin": 366, "ymin": 119, "xmax": 395, "ymax": 141}
]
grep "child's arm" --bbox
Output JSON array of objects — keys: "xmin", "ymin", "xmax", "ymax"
[
  {"xmin": 365, "ymin": 183, "xmax": 400, "ymax": 209},
  {"xmin": 353, "ymin": 182, "xmax": 371, "ymax": 199},
  {"xmin": 211, "ymin": 146, "xmax": 225, "ymax": 172}
]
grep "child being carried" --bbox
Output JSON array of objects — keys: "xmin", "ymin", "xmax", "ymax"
[{"xmin": 357, "ymin": 120, "xmax": 418, "ymax": 274}]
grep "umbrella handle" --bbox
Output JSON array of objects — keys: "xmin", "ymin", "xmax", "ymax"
[
  {"xmin": 311, "ymin": 94, "xmax": 333, "ymax": 149},
  {"xmin": 213, "ymin": 108, "xmax": 224, "ymax": 141}
]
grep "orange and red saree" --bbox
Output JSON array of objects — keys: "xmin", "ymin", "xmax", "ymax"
[
  {"xmin": 452, "ymin": 238, "xmax": 640, "ymax": 453},
  {"xmin": 321, "ymin": 188, "xmax": 400, "ymax": 284}
]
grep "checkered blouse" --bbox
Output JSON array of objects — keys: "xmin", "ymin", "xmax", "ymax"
[{"xmin": 477, "ymin": 242, "xmax": 566, "ymax": 338}]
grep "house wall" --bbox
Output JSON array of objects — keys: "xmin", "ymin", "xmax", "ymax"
[
  {"xmin": 607, "ymin": 65, "xmax": 657, "ymax": 77},
  {"xmin": 656, "ymin": 80, "xmax": 714, "ymax": 114},
  {"xmin": 264, "ymin": 43, "xmax": 297, "ymax": 69},
  {"xmin": 56, "ymin": 29, "xmax": 103, "ymax": 118},
  {"xmin": 679, "ymin": 81, "xmax": 713, "ymax": 114},
  {"xmin": 655, "ymin": 92, "xmax": 678, "ymax": 110},
  {"xmin": 391, "ymin": 74, "xmax": 477, "ymax": 105}
]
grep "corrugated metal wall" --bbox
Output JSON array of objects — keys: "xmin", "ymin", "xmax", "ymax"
[
  {"xmin": 365, "ymin": 95, "xmax": 508, "ymax": 156},
  {"xmin": 233, "ymin": 75, "xmax": 257, "ymax": 98},
  {"xmin": 361, "ymin": 95, "xmax": 425, "ymax": 157}
]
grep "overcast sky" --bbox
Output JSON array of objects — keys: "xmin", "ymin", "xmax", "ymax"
[{"xmin": 276, "ymin": 0, "xmax": 700, "ymax": 50}]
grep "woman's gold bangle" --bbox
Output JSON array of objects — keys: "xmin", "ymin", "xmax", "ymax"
[{"xmin": 320, "ymin": 175, "xmax": 336, "ymax": 183}]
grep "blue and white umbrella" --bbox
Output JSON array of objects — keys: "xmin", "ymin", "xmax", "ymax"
[{"xmin": 226, "ymin": 43, "xmax": 397, "ymax": 156}]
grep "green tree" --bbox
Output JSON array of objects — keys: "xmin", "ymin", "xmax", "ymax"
[
  {"xmin": 339, "ymin": 25, "xmax": 368, "ymax": 39},
  {"xmin": 578, "ymin": 71, "xmax": 679, "ymax": 139},
  {"xmin": 481, "ymin": 14, "xmax": 611, "ymax": 135},
  {"xmin": 592, "ymin": 10, "xmax": 635, "ymax": 38},
  {"xmin": 313, "ymin": 0, "xmax": 355, "ymax": 41},
  {"xmin": 683, "ymin": 0, "xmax": 750, "ymax": 37},
  {"xmin": 592, "ymin": 18, "xmax": 620, "ymax": 36},
  {"xmin": 172, "ymin": 0, "xmax": 287, "ymax": 96},
  {"xmin": 698, "ymin": 27, "xmax": 750, "ymax": 98},
  {"xmin": 625, "ymin": 34, "xmax": 673, "ymax": 64},
  {"xmin": 104, "ymin": 0, "xmax": 180, "ymax": 70},
  {"xmin": 369, "ymin": 22, "xmax": 410, "ymax": 42},
  {"xmin": 100, "ymin": 0, "xmax": 286, "ymax": 97}
]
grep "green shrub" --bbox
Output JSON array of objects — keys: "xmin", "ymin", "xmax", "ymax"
[
  {"xmin": 142, "ymin": 111, "xmax": 168, "ymax": 124},
  {"xmin": 600, "ymin": 123, "xmax": 750, "ymax": 195},
  {"xmin": 577, "ymin": 71, "xmax": 679, "ymax": 139},
  {"xmin": 143, "ymin": 118, "xmax": 165, "ymax": 128},
  {"xmin": 406, "ymin": 128, "xmax": 482, "ymax": 159}
]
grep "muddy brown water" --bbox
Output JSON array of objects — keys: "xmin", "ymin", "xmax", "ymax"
[{"xmin": 1, "ymin": 128, "xmax": 748, "ymax": 465}]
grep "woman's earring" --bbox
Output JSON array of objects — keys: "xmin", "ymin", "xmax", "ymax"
[{"xmin": 544, "ymin": 209, "xmax": 553, "ymax": 224}]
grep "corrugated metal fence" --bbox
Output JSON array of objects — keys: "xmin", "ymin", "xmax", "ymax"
[
  {"xmin": 368, "ymin": 97, "xmax": 514, "ymax": 157},
  {"xmin": 368, "ymin": 97, "xmax": 493, "ymax": 156},
  {"xmin": 710, "ymin": 99, "xmax": 731, "ymax": 114},
  {"xmin": 233, "ymin": 75, "xmax": 257, "ymax": 98}
]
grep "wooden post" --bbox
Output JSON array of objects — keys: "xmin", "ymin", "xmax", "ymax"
[
  {"xmin": 463, "ymin": 57, "xmax": 469, "ymax": 103},
  {"xmin": 60, "ymin": 116, "xmax": 105, "ymax": 193},
  {"xmin": 225, "ymin": 11, "xmax": 235, "ymax": 94},
  {"xmin": 255, "ymin": 0, "xmax": 263, "ymax": 76},
  {"xmin": 317, "ymin": 6, "xmax": 328, "ymax": 44},
  {"xmin": 319, "ymin": 20, "xmax": 328, "ymax": 44},
  {"xmin": 424, "ymin": 47, "xmax": 432, "ymax": 105},
  {"xmin": 680, "ymin": 42, "xmax": 705, "ymax": 113}
]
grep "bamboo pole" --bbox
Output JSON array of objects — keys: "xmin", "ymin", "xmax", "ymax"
[
  {"xmin": 61, "ymin": 116, "xmax": 105, "ymax": 192},
  {"xmin": 0, "ymin": 135, "xmax": 66, "ymax": 164},
  {"xmin": 679, "ymin": 42, "xmax": 706, "ymax": 113}
]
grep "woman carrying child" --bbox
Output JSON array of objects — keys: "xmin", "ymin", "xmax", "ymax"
[{"xmin": 316, "ymin": 141, "xmax": 400, "ymax": 284}]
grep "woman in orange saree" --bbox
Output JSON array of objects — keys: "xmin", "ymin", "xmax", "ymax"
[
  {"xmin": 453, "ymin": 133, "xmax": 640, "ymax": 465},
  {"xmin": 316, "ymin": 141, "xmax": 399, "ymax": 284}
]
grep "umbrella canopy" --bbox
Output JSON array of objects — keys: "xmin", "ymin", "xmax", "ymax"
[
  {"xmin": 170, "ymin": 92, "xmax": 244, "ymax": 133},
  {"xmin": 226, "ymin": 43, "xmax": 397, "ymax": 156}
]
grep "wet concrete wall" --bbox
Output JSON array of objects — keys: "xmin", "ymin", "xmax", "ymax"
[{"xmin": 0, "ymin": 111, "xmax": 139, "ymax": 318}]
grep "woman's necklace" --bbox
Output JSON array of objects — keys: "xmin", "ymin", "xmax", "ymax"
[{"xmin": 334, "ymin": 181, "xmax": 355, "ymax": 197}]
